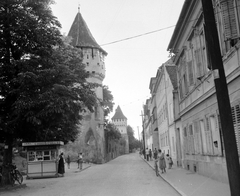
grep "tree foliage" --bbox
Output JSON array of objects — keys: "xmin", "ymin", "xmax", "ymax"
[
  {"xmin": 127, "ymin": 125, "xmax": 142, "ymax": 151},
  {"xmin": 101, "ymin": 85, "xmax": 114, "ymax": 117},
  {"xmin": 0, "ymin": 0, "xmax": 98, "ymax": 161},
  {"xmin": 104, "ymin": 122, "xmax": 121, "ymax": 140}
]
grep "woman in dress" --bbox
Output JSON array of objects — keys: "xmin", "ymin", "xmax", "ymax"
[
  {"xmin": 58, "ymin": 152, "xmax": 65, "ymax": 177},
  {"xmin": 158, "ymin": 149, "xmax": 166, "ymax": 173}
]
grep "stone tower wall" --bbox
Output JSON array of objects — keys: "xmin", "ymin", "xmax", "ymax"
[{"xmin": 112, "ymin": 119, "xmax": 129, "ymax": 154}]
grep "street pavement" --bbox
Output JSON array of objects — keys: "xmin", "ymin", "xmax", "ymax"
[
  {"xmin": 0, "ymin": 154, "xmax": 231, "ymax": 196},
  {"xmin": 141, "ymin": 156, "xmax": 231, "ymax": 196},
  {"xmin": 0, "ymin": 154, "xmax": 180, "ymax": 196}
]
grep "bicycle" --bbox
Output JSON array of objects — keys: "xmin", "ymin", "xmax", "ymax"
[
  {"xmin": 2, "ymin": 163, "xmax": 23, "ymax": 186},
  {"xmin": 154, "ymin": 159, "xmax": 159, "ymax": 176}
]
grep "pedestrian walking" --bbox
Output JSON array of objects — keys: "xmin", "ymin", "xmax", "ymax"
[
  {"xmin": 158, "ymin": 149, "xmax": 166, "ymax": 173},
  {"xmin": 142, "ymin": 148, "xmax": 145, "ymax": 159},
  {"xmin": 153, "ymin": 148, "xmax": 158, "ymax": 160},
  {"xmin": 77, "ymin": 153, "xmax": 83, "ymax": 170},
  {"xmin": 149, "ymin": 149, "xmax": 152, "ymax": 161},
  {"xmin": 58, "ymin": 152, "xmax": 65, "ymax": 177},
  {"xmin": 166, "ymin": 154, "xmax": 173, "ymax": 169},
  {"xmin": 146, "ymin": 148, "xmax": 149, "ymax": 161},
  {"xmin": 66, "ymin": 155, "xmax": 71, "ymax": 169},
  {"xmin": 154, "ymin": 149, "xmax": 159, "ymax": 176}
]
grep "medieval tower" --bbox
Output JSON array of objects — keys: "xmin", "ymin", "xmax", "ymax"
[
  {"xmin": 112, "ymin": 106, "xmax": 129, "ymax": 154},
  {"xmin": 68, "ymin": 7, "xmax": 107, "ymax": 163}
]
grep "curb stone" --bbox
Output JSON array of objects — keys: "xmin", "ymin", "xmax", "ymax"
[
  {"xmin": 141, "ymin": 156, "xmax": 187, "ymax": 196},
  {"xmin": 74, "ymin": 165, "xmax": 91, "ymax": 173},
  {"xmin": 0, "ymin": 183, "xmax": 27, "ymax": 192}
]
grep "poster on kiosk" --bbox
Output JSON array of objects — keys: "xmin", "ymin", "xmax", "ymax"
[{"xmin": 22, "ymin": 141, "xmax": 64, "ymax": 179}]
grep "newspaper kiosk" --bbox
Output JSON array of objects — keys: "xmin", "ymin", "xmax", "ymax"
[{"xmin": 22, "ymin": 141, "xmax": 64, "ymax": 179}]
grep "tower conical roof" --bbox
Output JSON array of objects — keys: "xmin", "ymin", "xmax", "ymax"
[
  {"xmin": 68, "ymin": 11, "xmax": 107, "ymax": 55},
  {"xmin": 112, "ymin": 106, "xmax": 127, "ymax": 120}
]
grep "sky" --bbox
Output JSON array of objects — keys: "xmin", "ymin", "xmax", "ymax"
[{"xmin": 51, "ymin": 0, "xmax": 185, "ymax": 139}]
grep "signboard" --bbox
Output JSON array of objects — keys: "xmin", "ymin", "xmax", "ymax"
[{"xmin": 22, "ymin": 141, "xmax": 64, "ymax": 147}]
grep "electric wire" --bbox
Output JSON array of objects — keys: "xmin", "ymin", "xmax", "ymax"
[{"xmin": 100, "ymin": 3, "xmax": 240, "ymax": 47}]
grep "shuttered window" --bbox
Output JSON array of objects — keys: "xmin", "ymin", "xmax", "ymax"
[
  {"xmin": 194, "ymin": 121, "xmax": 202, "ymax": 154},
  {"xmin": 231, "ymin": 103, "xmax": 240, "ymax": 155},
  {"xmin": 183, "ymin": 74, "xmax": 189, "ymax": 95},
  {"xmin": 183, "ymin": 127, "xmax": 188, "ymax": 154},
  {"xmin": 188, "ymin": 61, "xmax": 194, "ymax": 85},
  {"xmin": 195, "ymin": 48, "xmax": 204, "ymax": 79},
  {"xmin": 210, "ymin": 115, "xmax": 222, "ymax": 155},
  {"xmin": 189, "ymin": 124, "xmax": 195, "ymax": 154},
  {"xmin": 220, "ymin": 0, "xmax": 238, "ymax": 40},
  {"xmin": 200, "ymin": 120, "xmax": 207, "ymax": 154},
  {"xmin": 205, "ymin": 116, "xmax": 214, "ymax": 155},
  {"xmin": 216, "ymin": 113, "xmax": 225, "ymax": 155},
  {"xmin": 178, "ymin": 54, "xmax": 189, "ymax": 99}
]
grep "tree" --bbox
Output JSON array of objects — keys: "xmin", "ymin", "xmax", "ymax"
[
  {"xmin": 104, "ymin": 122, "xmax": 122, "ymax": 157},
  {"xmin": 127, "ymin": 125, "xmax": 142, "ymax": 151},
  {"xmin": 0, "ymin": 0, "xmax": 98, "ymax": 184},
  {"xmin": 101, "ymin": 85, "xmax": 114, "ymax": 117},
  {"xmin": 13, "ymin": 40, "xmax": 98, "ymax": 142}
]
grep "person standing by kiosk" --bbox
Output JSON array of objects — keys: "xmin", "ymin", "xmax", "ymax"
[{"xmin": 58, "ymin": 152, "xmax": 65, "ymax": 177}]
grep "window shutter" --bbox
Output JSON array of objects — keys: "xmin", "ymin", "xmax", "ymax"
[
  {"xmin": 194, "ymin": 121, "xmax": 202, "ymax": 154},
  {"xmin": 179, "ymin": 79, "xmax": 183, "ymax": 99},
  {"xmin": 189, "ymin": 124, "xmax": 195, "ymax": 154},
  {"xmin": 183, "ymin": 74, "xmax": 189, "ymax": 95},
  {"xmin": 195, "ymin": 49, "xmax": 204, "ymax": 79},
  {"xmin": 184, "ymin": 127, "xmax": 188, "ymax": 154},
  {"xmin": 188, "ymin": 61, "xmax": 194, "ymax": 85},
  {"xmin": 205, "ymin": 117, "xmax": 213, "ymax": 154},
  {"xmin": 231, "ymin": 103, "xmax": 240, "ymax": 155},
  {"xmin": 216, "ymin": 112, "xmax": 225, "ymax": 154},
  {"xmin": 221, "ymin": 0, "xmax": 238, "ymax": 40}
]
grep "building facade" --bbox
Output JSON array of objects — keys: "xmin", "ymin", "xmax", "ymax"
[
  {"xmin": 67, "ymin": 8, "xmax": 107, "ymax": 163},
  {"xmin": 167, "ymin": 0, "xmax": 240, "ymax": 183},
  {"xmin": 144, "ymin": 59, "xmax": 178, "ymax": 161},
  {"xmin": 111, "ymin": 106, "xmax": 129, "ymax": 154},
  {"xmin": 149, "ymin": 77, "xmax": 159, "ymax": 150}
]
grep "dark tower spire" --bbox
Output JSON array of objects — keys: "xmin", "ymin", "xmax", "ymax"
[
  {"xmin": 112, "ymin": 106, "xmax": 127, "ymax": 120},
  {"xmin": 68, "ymin": 9, "xmax": 107, "ymax": 55}
]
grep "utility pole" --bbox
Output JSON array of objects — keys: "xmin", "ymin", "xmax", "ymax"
[
  {"xmin": 137, "ymin": 126, "xmax": 140, "ymax": 141},
  {"xmin": 140, "ymin": 110, "xmax": 146, "ymax": 159},
  {"xmin": 201, "ymin": 1, "xmax": 240, "ymax": 195}
]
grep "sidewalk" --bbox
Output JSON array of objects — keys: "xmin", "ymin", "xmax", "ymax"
[
  {"xmin": 141, "ymin": 156, "xmax": 231, "ymax": 196},
  {"xmin": 64, "ymin": 162, "xmax": 93, "ymax": 176},
  {"xmin": 0, "ymin": 162, "xmax": 91, "ymax": 192},
  {"xmin": 65, "ymin": 162, "xmax": 91, "ymax": 175}
]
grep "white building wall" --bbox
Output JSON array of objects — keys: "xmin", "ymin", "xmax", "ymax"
[{"xmin": 156, "ymin": 71, "xmax": 170, "ymax": 154}]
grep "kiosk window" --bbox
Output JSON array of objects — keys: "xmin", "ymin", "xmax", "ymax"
[
  {"xmin": 28, "ymin": 151, "xmax": 36, "ymax": 162},
  {"xmin": 51, "ymin": 150, "xmax": 56, "ymax": 160},
  {"xmin": 36, "ymin": 151, "xmax": 43, "ymax": 161},
  {"xmin": 43, "ymin": 151, "xmax": 50, "ymax": 160},
  {"xmin": 28, "ymin": 150, "xmax": 57, "ymax": 162}
]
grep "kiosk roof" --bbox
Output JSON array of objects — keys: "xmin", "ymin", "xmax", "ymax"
[{"xmin": 22, "ymin": 141, "xmax": 64, "ymax": 147}]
